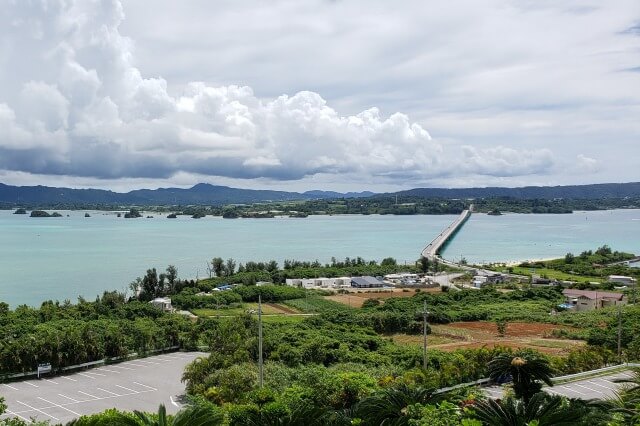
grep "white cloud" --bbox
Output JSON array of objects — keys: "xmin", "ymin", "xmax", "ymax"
[{"xmin": 0, "ymin": 0, "xmax": 637, "ymax": 190}]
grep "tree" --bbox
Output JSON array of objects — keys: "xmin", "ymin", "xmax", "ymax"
[
  {"xmin": 210, "ymin": 258, "xmax": 224, "ymax": 277},
  {"xmin": 100, "ymin": 403, "xmax": 223, "ymax": 426},
  {"xmin": 355, "ymin": 384, "xmax": 440, "ymax": 425},
  {"xmin": 487, "ymin": 353, "xmax": 554, "ymax": 403},
  {"xmin": 419, "ymin": 257, "xmax": 430, "ymax": 273},
  {"xmin": 225, "ymin": 258, "xmax": 237, "ymax": 276},
  {"xmin": 381, "ymin": 257, "xmax": 397, "ymax": 267},
  {"xmin": 472, "ymin": 393, "xmax": 599, "ymax": 426},
  {"xmin": 165, "ymin": 266, "xmax": 178, "ymax": 293},
  {"xmin": 564, "ymin": 253, "xmax": 575, "ymax": 264}
]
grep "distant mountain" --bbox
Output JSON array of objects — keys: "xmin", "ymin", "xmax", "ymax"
[
  {"xmin": 1, "ymin": 181, "xmax": 638, "ymax": 207},
  {"xmin": 0, "ymin": 183, "xmax": 376, "ymax": 206},
  {"xmin": 394, "ymin": 182, "xmax": 640, "ymax": 199},
  {"xmin": 303, "ymin": 190, "xmax": 376, "ymax": 199}
]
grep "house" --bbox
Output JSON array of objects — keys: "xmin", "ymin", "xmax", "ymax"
[
  {"xmin": 285, "ymin": 277, "xmax": 352, "ymax": 289},
  {"xmin": 562, "ymin": 289, "xmax": 627, "ymax": 312},
  {"xmin": 351, "ymin": 276, "xmax": 384, "ymax": 288},
  {"xmin": 150, "ymin": 297, "xmax": 173, "ymax": 312},
  {"xmin": 608, "ymin": 275, "xmax": 637, "ymax": 286}
]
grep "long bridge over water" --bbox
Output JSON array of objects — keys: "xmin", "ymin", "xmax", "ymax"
[{"xmin": 421, "ymin": 206, "xmax": 472, "ymax": 261}]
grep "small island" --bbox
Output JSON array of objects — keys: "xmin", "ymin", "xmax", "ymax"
[
  {"xmin": 85, "ymin": 213, "xmax": 91, "ymax": 217},
  {"xmin": 30, "ymin": 210, "xmax": 62, "ymax": 218},
  {"xmin": 13, "ymin": 208, "xmax": 27, "ymax": 215},
  {"xmin": 487, "ymin": 209, "xmax": 503, "ymax": 216},
  {"xmin": 124, "ymin": 208, "xmax": 142, "ymax": 218},
  {"xmin": 167, "ymin": 213, "xmax": 178, "ymax": 219}
]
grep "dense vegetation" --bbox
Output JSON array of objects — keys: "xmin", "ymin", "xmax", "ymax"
[{"xmin": 3, "ymin": 249, "xmax": 640, "ymax": 424}]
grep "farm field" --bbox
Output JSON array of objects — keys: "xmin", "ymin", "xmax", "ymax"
[
  {"xmin": 392, "ymin": 321, "xmax": 584, "ymax": 355},
  {"xmin": 324, "ymin": 287, "xmax": 440, "ymax": 307}
]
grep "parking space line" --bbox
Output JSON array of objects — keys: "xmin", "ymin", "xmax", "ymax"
[
  {"xmin": 16, "ymin": 400, "xmax": 59, "ymax": 421},
  {"xmin": 60, "ymin": 376, "xmax": 77, "ymax": 382},
  {"xmin": 115, "ymin": 384, "xmax": 139, "ymax": 393},
  {"xmin": 557, "ymin": 385, "xmax": 586, "ymax": 396},
  {"xmin": 78, "ymin": 390, "xmax": 99, "ymax": 399},
  {"xmin": 44, "ymin": 379, "xmax": 59, "ymax": 385},
  {"xmin": 123, "ymin": 362, "xmax": 147, "ymax": 368},
  {"xmin": 573, "ymin": 383, "xmax": 604, "ymax": 395},
  {"xmin": 109, "ymin": 364, "xmax": 134, "ymax": 371},
  {"xmin": 58, "ymin": 394, "xmax": 81, "ymax": 403},
  {"xmin": 133, "ymin": 359, "xmax": 162, "ymax": 365},
  {"xmin": 98, "ymin": 367, "xmax": 120, "ymax": 374},
  {"xmin": 82, "ymin": 371, "xmax": 106, "ymax": 377},
  {"xmin": 38, "ymin": 397, "xmax": 81, "ymax": 417},
  {"xmin": 133, "ymin": 381, "xmax": 157, "ymax": 391},
  {"xmin": 587, "ymin": 380, "xmax": 617, "ymax": 392},
  {"xmin": 2, "ymin": 383, "xmax": 18, "ymax": 390},
  {"xmin": 77, "ymin": 373, "xmax": 97, "ymax": 379},
  {"xmin": 96, "ymin": 387, "xmax": 120, "ymax": 396},
  {"xmin": 23, "ymin": 382, "xmax": 38, "ymax": 388},
  {"xmin": 5, "ymin": 410, "xmax": 30, "ymax": 422}
]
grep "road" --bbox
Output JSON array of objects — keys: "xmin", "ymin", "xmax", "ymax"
[
  {"xmin": 0, "ymin": 352, "xmax": 206, "ymax": 424},
  {"xmin": 483, "ymin": 370, "xmax": 635, "ymax": 400}
]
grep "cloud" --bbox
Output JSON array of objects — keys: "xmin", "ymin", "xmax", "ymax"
[
  {"xmin": 0, "ymin": 0, "xmax": 637, "ymax": 189},
  {"xmin": 575, "ymin": 154, "xmax": 601, "ymax": 174}
]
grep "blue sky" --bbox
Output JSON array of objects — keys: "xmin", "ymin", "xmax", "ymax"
[{"xmin": 0, "ymin": 0, "xmax": 638, "ymax": 192}]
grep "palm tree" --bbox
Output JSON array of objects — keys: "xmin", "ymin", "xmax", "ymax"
[
  {"xmin": 487, "ymin": 353, "xmax": 554, "ymax": 403},
  {"xmin": 472, "ymin": 392, "xmax": 602, "ymax": 426},
  {"xmin": 88, "ymin": 404, "xmax": 224, "ymax": 426},
  {"xmin": 601, "ymin": 369, "xmax": 640, "ymax": 424},
  {"xmin": 354, "ymin": 383, "xmax": 440, "ymax": 425}
]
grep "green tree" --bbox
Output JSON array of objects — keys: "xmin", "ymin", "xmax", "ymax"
[
  {"xmin": 472, "ymin": 393, "xmax": 600, "ymax": 426},
  {"xmin": 103, "ymin": 403, "xmax": 223, "ymax": 426},
  {"xmin": 487, "ymin": 353, "xmax": 554, "ymax": 403},
  {"xmin": 210, "ymin": 258, "xmax": 224, "ymax": 277},
  {"xmin": 225, "ymin": 258, "xmax": 237, "ymax": 276},
  {"xmin": 355, "ymin": 384, "xmax": 440, "ymax": 425}
]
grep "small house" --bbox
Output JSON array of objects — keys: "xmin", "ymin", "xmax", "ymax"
[
  {"xmin": 562, "ymin": 289, "xmax": 627, "ymax": 312},
  {"xmin": 150, "ymin": 297, "xmax": 173, "ymax": 312}
]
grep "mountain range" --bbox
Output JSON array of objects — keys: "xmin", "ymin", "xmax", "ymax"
[{"xmin": 0, "ymin": 182, "xmax": 638, "ymax": 206}]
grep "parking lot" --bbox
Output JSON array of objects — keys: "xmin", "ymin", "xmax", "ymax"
[
  {"xmin": 483, "ymin": 370, "xmax": 635, "ymax": 400},
  {"xmin": 0, "ymin": 351, "xmax": 206, "ymax": 424}
]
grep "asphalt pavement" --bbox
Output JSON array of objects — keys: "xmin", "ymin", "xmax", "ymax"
[{"xmin": 0, "ymin": 351, "xmax": 206, "ymax": 424}]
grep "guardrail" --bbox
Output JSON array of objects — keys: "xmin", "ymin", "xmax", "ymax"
[{"xmin": 0, "ymin": 345, "xmax": 182, "ymax": 382}]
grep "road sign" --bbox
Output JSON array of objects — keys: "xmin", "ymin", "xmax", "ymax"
[{"xmin": 37, "ymin": 363, "xmax": 51, "ymax": 378}]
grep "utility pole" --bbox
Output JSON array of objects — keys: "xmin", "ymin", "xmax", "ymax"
[
  {"xmin": 617, "ymin": 304, "xmax": 623, "ymax": 364},
  {"xmin": 423, "ymin": 300, "xmax": 428, "ymax": 370},
  {"xmin": 258, "ymin": 295, "xmax": 264, "ymax": 388}
]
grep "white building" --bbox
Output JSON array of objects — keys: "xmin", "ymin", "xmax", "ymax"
[
  {"xmin": 150, "ymin": 297, "xmax": 173, "ymax": 312},
  {"xmin": 608, "ymin": 275, "xmax": 637, "ymax": 286},
  {"xmin": 285, "ymin": 277, "xmax": 352, "ymax": 289}
]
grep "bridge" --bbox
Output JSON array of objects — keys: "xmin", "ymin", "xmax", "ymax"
[{"xmin": 421, "ymin": 207, "xmax": 472, "ymax": 261}]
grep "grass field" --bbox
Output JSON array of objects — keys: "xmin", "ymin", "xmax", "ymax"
[
  {"xmin": 283, "ymin": 297, "xmax": 353, "ymax": 313},
  {"xmin": 192, "ymin": 302, "xmax": 298, "ymax": 317},
  {"xmin": 510, "ymin": 266, "xmax": 602, "ymax": 283}
]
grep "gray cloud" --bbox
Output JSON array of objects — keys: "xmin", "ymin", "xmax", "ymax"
[{"xmin": 0, "ymin": 0, "xmax": 637, "ymax": 190}]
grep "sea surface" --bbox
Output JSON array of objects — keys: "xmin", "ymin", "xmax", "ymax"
[{"xmin": 0, "ymin": 209, "xmax": 638, "ymax": 306}]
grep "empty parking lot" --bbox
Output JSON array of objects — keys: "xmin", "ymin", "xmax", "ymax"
[
  {"xmin": 0, "ymin": 351, "xmax": 206, "ymax": 424},
  {"xmin": 484, "ymin": 369, "xmax": 635, "ymax": 400}
]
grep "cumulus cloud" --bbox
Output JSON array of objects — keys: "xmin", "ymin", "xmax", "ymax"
[
  {"xmin": 0, "ymin": 0, "xmax": 596, "ymax": 188},
  {"xmin": 574, "ymin": 154, "xmax": 601, "ymax": 174}
]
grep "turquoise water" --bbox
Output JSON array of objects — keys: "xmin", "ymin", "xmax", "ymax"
[
  {"xmin": 0, "ymin": 209, "xmax": 638, "ymax": 306},
  {"xmin": 442, "ymin": 209, "xmax": 640, "ymax": 264},
  {"xmin": 0, "ymin": 211, "xmax": 452, "ymax": 306}
]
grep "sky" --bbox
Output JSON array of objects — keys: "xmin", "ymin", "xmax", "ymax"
[{"xmin": 0, "ymin": 0, "xmax": 638, "ymax": 192}]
